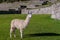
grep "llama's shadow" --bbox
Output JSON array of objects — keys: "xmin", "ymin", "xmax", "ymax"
[{"xmin": 24, "ymin": 33, "xmax": 60, "ymax": 38}]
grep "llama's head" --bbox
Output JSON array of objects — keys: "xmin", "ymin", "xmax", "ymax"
[{"xmin": 28, "ymin": 11, "xmax": 32, "ymax": 18}]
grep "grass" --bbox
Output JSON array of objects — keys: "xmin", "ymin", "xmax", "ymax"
[{"xmin": 0, "ymin": 14, "xmax": 60, "ymax": 40}]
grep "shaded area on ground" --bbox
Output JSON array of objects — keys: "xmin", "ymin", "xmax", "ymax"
[{"xmin": 24, "ymin": 33, "xmax": 60, "ymax": 38}]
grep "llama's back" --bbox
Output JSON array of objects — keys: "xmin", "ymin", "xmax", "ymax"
[{"xmin": 11, "ymin": 19, "xmax": 24, "ymax": 29}]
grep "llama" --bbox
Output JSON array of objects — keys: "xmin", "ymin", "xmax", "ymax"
[{"xmin": 10, "ymin": 11, "xmax": 32, "ymax": 39}]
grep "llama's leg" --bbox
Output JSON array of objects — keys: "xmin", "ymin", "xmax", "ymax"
[
  {"xmin": 10, "ymin": 27, "xmax": 16, "ymax": 38},
  {"xmin": 13, "ymin": 28, "xmax": 16, "ymax": 38},
  {"xmin": 20, "ymin": 30, "xmax": 23, "ymax": 39},
  {"xmin": 14, "ymin": 32, "xmax": 16, "ymax": 38},
  {"xmin": 10, "ymin": 23, "xmax": 14, "ymax": 38},
  {"xmin": 10, "ymin": 28, "xmax": 13, "ymax": 38}
]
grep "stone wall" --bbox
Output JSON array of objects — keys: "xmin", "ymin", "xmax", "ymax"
[
  {"xmin": 0, "ymin": 2, "xmax": 20, "ymax": 11},
  {"xmin": 0, "ymin": 2, "xmax": 60, "ymax": 19},
  {"xmin": 51, "ymin": 3, "xmax": 60, "ymax": 19},
  {"xmin": 22, "ymin": 6, "xmax": 52, "ymax": 14},
  {"xmin": 22, "ymin": 3, "xmax": 60, "ymax": 20}
]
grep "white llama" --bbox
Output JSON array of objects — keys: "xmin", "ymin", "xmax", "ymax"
[{"xmin": 10, "ymin": 11, "xmax": 32, "ymax": 39}]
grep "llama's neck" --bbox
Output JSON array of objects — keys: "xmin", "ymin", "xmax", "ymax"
[{"xmin": 25, "ymin": 16, "xmax": 31, "ymax": 24}]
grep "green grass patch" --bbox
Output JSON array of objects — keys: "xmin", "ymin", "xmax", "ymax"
[{"xmin": 0, "ymin": 14, "xmax": 60, "ymax": 40}]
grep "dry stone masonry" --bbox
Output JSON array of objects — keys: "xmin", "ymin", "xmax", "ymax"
[{"xmin": 51, "ymin": 3, "xmax": 60, "ymax": 20}]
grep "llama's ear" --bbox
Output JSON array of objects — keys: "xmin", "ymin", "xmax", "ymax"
[{"xmin": 28, "ymin": 11, "xmax": 32, "ymax": 14}]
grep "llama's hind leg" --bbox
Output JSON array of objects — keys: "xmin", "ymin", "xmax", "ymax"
[
  {"xmin": 13, "ymin": 28, "xmax": 16, "ymax": 38},
  {"xmin": 10, "ymin": 28, "xmax": 13, "ymax": 38},
  {"xmin": 10, "ymin": 27, "xmax": 16, "ymax": 38}
]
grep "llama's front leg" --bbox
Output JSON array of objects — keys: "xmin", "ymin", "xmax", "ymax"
[{"xmin": 20, "ymin": 30, "xmax": 23, "ymax": 39}]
